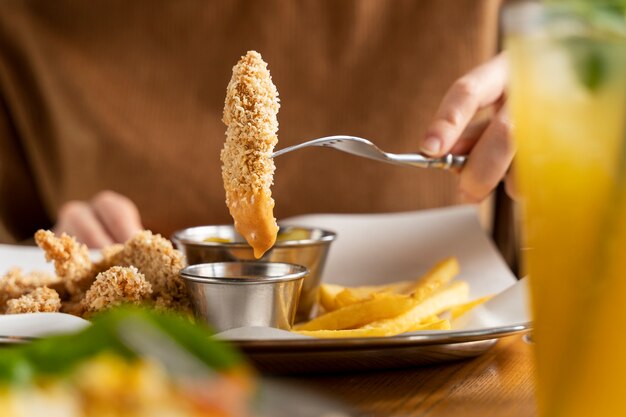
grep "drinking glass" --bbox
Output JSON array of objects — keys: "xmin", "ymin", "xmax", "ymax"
[{"xmin": 505, "ymin": 3, "xmax": 626, "ymax": 416}]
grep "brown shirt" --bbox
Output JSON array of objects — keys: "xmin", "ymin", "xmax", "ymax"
[{"xmin": 0, "ymin": 0, "xmax": 502, "ymax": 242}]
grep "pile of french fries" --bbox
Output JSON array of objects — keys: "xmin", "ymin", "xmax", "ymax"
[{"xmin": 293, "ymin": 257, "xmax": 491, "ymax": 338}]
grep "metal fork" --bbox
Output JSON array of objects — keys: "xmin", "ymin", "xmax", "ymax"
[{"xmin": 272, "ymin": 135, "xmax": 467, "ymax": 169}]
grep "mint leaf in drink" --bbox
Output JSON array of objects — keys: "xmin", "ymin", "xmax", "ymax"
[
  {"xmin": 546, "ymin": 1, "xmax": 626, "ymax": 91},
  {"xmin": 566, "ymin": 38, "xmax": 608, "ymax": 91},
  {"xmin": 546, "ymin": 0, "xmax": 626, "ymax": 14}
]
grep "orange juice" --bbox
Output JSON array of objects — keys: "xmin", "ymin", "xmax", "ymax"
[{"xmin": 507, "ymin": 4, "xmax": 626, "ymax": 416}]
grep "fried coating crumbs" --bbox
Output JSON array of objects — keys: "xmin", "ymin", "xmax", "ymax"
[
  {"xmin": 34, "ymin": 230, "xmax": 95, "ymax": 296},
  {"xmin": 105, "ymin": 231, "xmax": 190, "ymax": 311},
  {"xmin": 6, "ymin": 286, "xmax": 61, "ymax": 314},
  {"xmin": 4, "ymin": 230, "xmax": 190, "ymax": 317},
  {"xmin": 0, "ymin": 268, "xmax": 60, "ymax": 312},
  {"xmin": 221, "ymin": 50, "xmax": 280, "ymax": 259},
  {"xmin": 81, "ymin": 266, "xmax": 152, "ymax": 314}
]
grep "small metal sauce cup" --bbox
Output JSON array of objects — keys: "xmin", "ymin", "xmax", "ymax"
[
  {"xmin": 180, "ymin": 262, "xmax": 308, "ymax": 331},
  {"xmin": 172, "ymin": 225, "xmax": 336, "ymax": 321}
]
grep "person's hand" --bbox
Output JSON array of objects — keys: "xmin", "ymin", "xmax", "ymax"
[
  {"xmin": 53, "ymin": 191, "xmax": 143, "ymax": 248},
  {"xmin": 420, "ymin": 53, "xmax": 517, "ymax": 202}
]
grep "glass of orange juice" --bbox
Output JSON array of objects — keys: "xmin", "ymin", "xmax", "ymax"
[{"xmin": 505, "ymin": 2, "xmax": 626, "ymax": 417}]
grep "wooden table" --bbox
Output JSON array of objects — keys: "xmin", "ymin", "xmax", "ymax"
[{"xmin": 289, "ymin": 335, "xmax": 535, "ymax": 417}]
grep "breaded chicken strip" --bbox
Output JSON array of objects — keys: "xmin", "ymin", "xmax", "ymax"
[
  {"xmin": 0, "ymin": 268, "xmax": 60, "ymax": 312},
  {"xmin": 221, "ymin": 50, "xmax": 280, "ymax": 258},
  {"xmin": 81, "ymin": 266, "xmax": 152, "ymax": 314},
  {"xmin": 34, "ymin": 230, "xmax": 95, "ymax": 296},
  {"xmin": 105, "ymin": 231, "xmax": 190, "ymax": 311},
  {"xmin": 6, "ymin": 286, "xmax": 61, "ymax": 314}
]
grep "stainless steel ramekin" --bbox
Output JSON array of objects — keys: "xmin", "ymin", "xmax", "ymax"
[
  {"xmin": 180, "ymin": 262, "xmax": 308, "ymax": 331},
  {"xmin": 172, "ymin": 225, "xmax": 335, "ymax": 321}
]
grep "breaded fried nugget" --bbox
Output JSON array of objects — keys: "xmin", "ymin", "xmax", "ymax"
[
  {"xmin": 81, "ymin": 266, "xmax": 152, "ymax": 314},
  {"xmin": 221, "ymin": 50, "xmax": 280, "ymax": 259},
  {"xmin": 107, "ymin": 231, "xmax": 190, "ymax": 310},
  {"xmin": 6, "ymin": 286, "xmax": 61, "ymax": 314},
  {"xmin": 34, "ymin": 230, "xmax": 95, "ymax": 296},
  {"xmin": 0, "ymin": 268, "xmax": 60, "ymax": 312},
  {"xmin": 61, "ymin": 300, "xmax": 86, "ymax": 317},
  {"xmin": 95, "ymin": 244, "xmax": 124, "ymax": 271}
]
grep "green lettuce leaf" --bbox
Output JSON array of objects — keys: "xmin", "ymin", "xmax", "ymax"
[{"xmin": 0, "ymin": 307, "xmax": 244, "ymax": 385}]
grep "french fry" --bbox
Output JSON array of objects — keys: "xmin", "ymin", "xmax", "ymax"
[
  {"xmin": 319, "ymin": 257, "xmax": 459, "ymax": 312},
  {"xmin": 318, "ymin": 283, "xmax": 345, "ymax": 312},
  {"xmin": 320, "ymin": 281, "xmax": 414, "ymax": 311},
  {"xmin": 297, "ymin": 281, "xmax": 468, "ymax": 337},
  {"xmin": 408, "ymin": 257, "xmax": 460, "ymax": 302},
  {"xmin": 300, "ymin": 257, "xmax": 467, "ymax": 338},
  {"xmin": 449, "ymin": 294, "xmax": 493, "ymax": 320},
  {"xmin": 334, "ymin": 286, "xmax": 387, "ymax": 308},
  {"xmin": 296, "ymin": 316, "xmax": 453, "ymax": 338},
  {"xmin": 385, "ymin": 281, "xmax": 416, "ymax": 294},
  {"xmin": 409, "ymin": 314, "xmax": 439, "ymax": 326},
  {"xmin": 295, "ymin": 293, "xmax": 416, "ymax": 331},
  {"xmin": 406, "ymin": 318, "xmax": 451, "ymax": 332},
  {"xmin": 359, "ymin": 281, "xmax": 469, "ymax": 335},
  {"xmin": 296, "ymin": 328, "xmax": 394, "ymax": 338},
  {"xmin": 336, "ymin": 281, "xmax": 414, "ymax": 306}
]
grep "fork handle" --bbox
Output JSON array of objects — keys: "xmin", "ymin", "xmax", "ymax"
[{"xmin": 388, "ymin": 153, "xmax": 467, "ymax": 169}]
